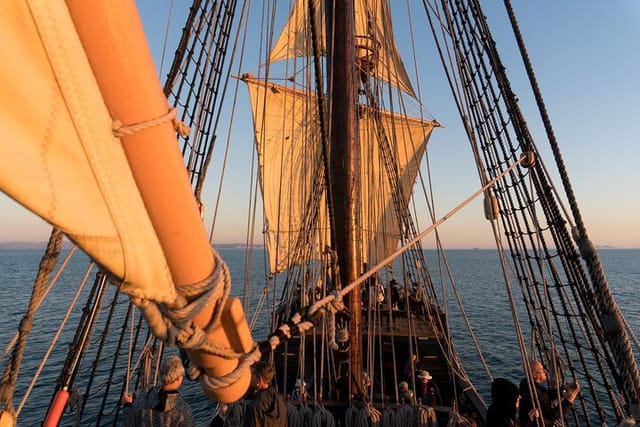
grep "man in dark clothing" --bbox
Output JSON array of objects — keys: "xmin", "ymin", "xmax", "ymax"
[
  {"xmin": 244, "ymin": 361, "xmax": 287, "ymax": 427},
  {"xmin": 122, "ymin": 355, "xmax": 194, "ymax": 426},
  {"xmin": 519, "ymin": 360, "xmax": 578, "ymax": 427},
  {"xmin": 209, "ymin": 403, "xmax": 228, "ymax": 427},
  {"xmin": 486, "ymin": 378, "xmax": 519, "ymax": 427}
]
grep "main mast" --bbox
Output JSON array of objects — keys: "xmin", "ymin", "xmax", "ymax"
[{"xmin": 327, "ymin": 0, "xmax": 362, "ymax": 395}]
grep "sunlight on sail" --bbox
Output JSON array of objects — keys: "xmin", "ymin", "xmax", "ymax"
[
  {"xmin": 269, "ymin": 0, "xmax": 416, "ymax": 97},
  {"xmin": 0, "ymin": 1, "xmax": 175, "ymax": 303}
]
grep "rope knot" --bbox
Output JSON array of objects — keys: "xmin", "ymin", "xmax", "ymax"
[
  {"xmin": 172, "ymin": 116, "xmax": 191, "ymax": 136},
  {"xmin": 304, "ymin": 305, "xmax": 325, "ymax": 326},
  {"xmin": 199, "ymin": 348, "xmax": 261, "ymax": 399},
  {"xmin": 112, "ymin": 108, "xmax": 190, "ymax": 138},
  {"xmin": 327, "ymin": 291, "xmax": 345, "ymax": 313}
]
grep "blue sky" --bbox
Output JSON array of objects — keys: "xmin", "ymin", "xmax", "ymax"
[{"xmin": 1, "ymin": 1, "xmax": 638, "ymax": 248}]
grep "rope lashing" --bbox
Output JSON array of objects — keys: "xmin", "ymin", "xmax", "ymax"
[
  {"xmin": 112, "ymin": 107, "xmax": 190, "ymax": 138},
  {"xmin": 152, "ymin": 250, "xmax": 234, "ymax": 357},
  {"xmin": 200, "ymin": 349, "xmax": 260, "ymax": 391},
  {"xmin": 256, "ymin": 290, "xmax": 345, "ymax": 357},
  {"xmin": 130, "ymin": 249, "xmax": 244, "ymax": 366},
  {"xmin": 256, "ymin": 307, "xmax": 324, "ymax": 357},
  {"xmin": 128, "ymin": 248, "xmax": 262, "ymax": 397}
]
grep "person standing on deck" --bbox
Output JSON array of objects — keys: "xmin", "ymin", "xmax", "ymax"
[
  {"xmin": 291, "ymin": 378, "xmax": 308, "ymax": 402},
  {"xmin": 244, "ymin": 361, "xmax": 287, "ymax": 427},
  {"xmin": 398, "ymin": 381, "xmax": 416, "ymax": 405},
  {"xmin": 416, "ymin": 370, "xmax": 434, "ymax": 406},
  {"xmin": 209, "ymin": 403, "xmax": 228, "ymax": 427},
  {"xmin": 403, "ymin": 354, "xmax": 418, "ymax": 382},
  {"xmin": 122, "ymin": 355, "xmax": 194, "ymax": 426},
  {"xmin": 390, "ymin": 279, "xmax": 400, "ymax": 310},
  {"xmin": 486, "ymin": 378, "xmax": 520, "ymax": 426},
  {"xmin": 518, "ymin": 360, "xmax": 579, "ymax": 426}
]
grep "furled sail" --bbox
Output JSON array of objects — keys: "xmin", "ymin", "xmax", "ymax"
[
  {"xmin": 243, "ymin": 77, "xmax": 435, "ymax": 273},
  {"xmin": 0, "ymin": 1, "xmax": 175, "ymax": 303},
  {"xmin": 268, "ymin": 0, "xmax": 416, "ymax": 97}
]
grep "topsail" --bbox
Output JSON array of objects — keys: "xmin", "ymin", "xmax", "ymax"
[{"xmin": 268, "ymin": 0, "xmax": 416, "ymax": 97}]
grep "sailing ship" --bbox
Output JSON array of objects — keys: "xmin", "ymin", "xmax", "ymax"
[{"xmin": 0, "ymin": 1, "xmax": 638, "ymax": 426}]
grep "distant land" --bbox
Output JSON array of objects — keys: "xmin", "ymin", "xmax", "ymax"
[
  {"xmin": 0, "ymin": 241, "xmax": 61, "ymax": 250},
  {"xmin": 0, "ymin": 241, "xmax": 258, "ymax": 250},
  {"xmin": 0, "ymin": 241, "xmax": 622, "ymax": 250}
]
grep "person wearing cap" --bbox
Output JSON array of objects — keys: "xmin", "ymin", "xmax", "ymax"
[
  {"xmin": 122, "ymin": 354, "xmax": 194, "ymax": 426},
  {"xmin": 416, "ymin": 370, "xmax": 433, "ymax": 406},
  {"xmin": 519, "ymin": 360, "xmax": 579, "ymax": 427},
  {"xmin": 291, "ymin": 378, "xmax": 308, "ymax": 401},
  {"xmin": 398, "ymin": 381, "xmax": 415, "ymax": 405}
]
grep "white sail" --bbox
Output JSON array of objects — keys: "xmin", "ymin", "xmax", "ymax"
[
  {"xmin": 243, "ymin": 77, "xmax": 436, "ymax": 273},
  {"xmin": 0, "ymin": 1, "xmax": 176, "ymax": 303},
  {"xmin": 244, "ymin": 77, "xmax": 330, "ymax": 273},
  {"xmin": 358, "ymin": 106, "xmax": 435, "ymax": 266},
  {"xmin": 268, "ymin": 0, "xmax": 416, "ymax": 97}
]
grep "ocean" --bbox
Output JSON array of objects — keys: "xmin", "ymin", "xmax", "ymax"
[{"xmin": 1, "ymin": 247, "xmax": 639, "ymax": 425}]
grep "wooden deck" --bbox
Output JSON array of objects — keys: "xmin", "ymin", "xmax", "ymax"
[{"xmin": 269, "ymin": 299, "xmax": 483, "ymax": 425}]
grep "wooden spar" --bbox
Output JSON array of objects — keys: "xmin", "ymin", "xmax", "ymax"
[
  {"xmin": 328, "ymin": 0, "xmax": 362, "ymax": 394},
  {"xmin": 64, "ymin": 1, "xmax": 252, "ymax": 402},
  {"xmin": 42, "ymin": 389, "xmax": 68, "ymax": 427}
]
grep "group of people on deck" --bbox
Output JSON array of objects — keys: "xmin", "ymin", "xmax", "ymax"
[
  {"xmin": 399, "ymin": 354, "xmax": 436, "ymax": 406},
  {"xmin": 486, "ymin": 360, "xmax": 580, "ymax": 427},
  {"xmin": 122, "ymin": 357, "xmax": 287, "ymax": 427},
  {"xmin": 119, "ymin": 354, "xmax": 640, "ymax": 426},
  {"xmin": 360, "ymin": 276, "xmax": 430, "ymax": 315}
]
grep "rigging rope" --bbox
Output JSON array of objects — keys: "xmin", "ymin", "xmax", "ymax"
[
  {"xmin": 112, "ymin": 107, "xmax": 190, "ymax": 138},
  {"xmin": 15, "ymin": 260, "xmax": 93, "ymax": 418},
  {"xmin": 423, "ymin": 0, "xmax": 639, "ymax": 423},
  {"xmin": 126, "ymin": 248, "xmax": 264, "ymax": 396},
  {"xmin": 0, "ymin": 245, "xmax": 77, "ymax": 366},
  {"xmin": 0, "ymin": 228, "xmax": 64, "ymax": 420},
  {"xmin": 255, "ymin": 156, "xmax": 526, "ymax": 358}
]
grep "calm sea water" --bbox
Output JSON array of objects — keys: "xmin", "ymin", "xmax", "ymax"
[{"xmin": 1, "ymin": 248, "xmax": 638, "ymax": 425}]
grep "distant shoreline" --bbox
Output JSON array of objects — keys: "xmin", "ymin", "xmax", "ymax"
[
  {"xmin": 0, "ymin": 241, "xmax": 259, "ymax": 250},
  {"xmin": 0, "ymin": 241, "xmax": 630, "ymax": 250}
]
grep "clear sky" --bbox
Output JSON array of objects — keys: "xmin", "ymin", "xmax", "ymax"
[{"xmin": 1, "ymin": 1, "xmax": 638, "ymax": 248}]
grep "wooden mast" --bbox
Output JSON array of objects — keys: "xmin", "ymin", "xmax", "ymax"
[{"xmin": 328, "ymin": 0, "xmax": 362, "ymax": 396}]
